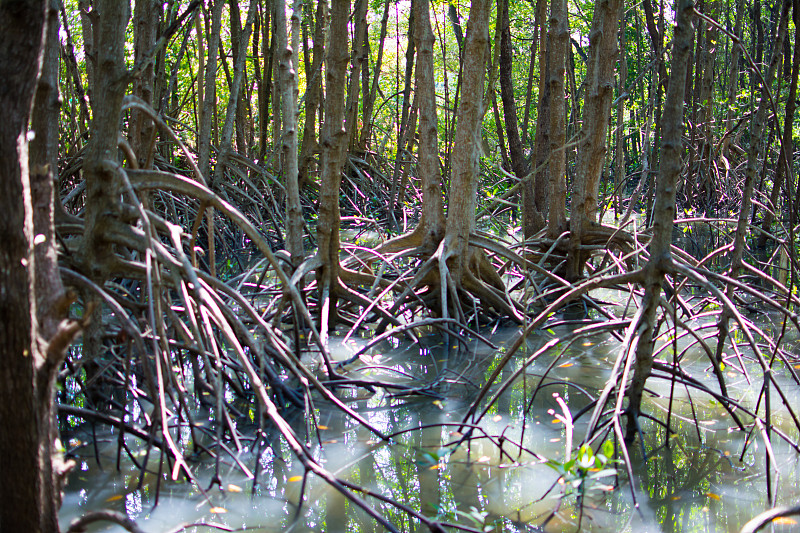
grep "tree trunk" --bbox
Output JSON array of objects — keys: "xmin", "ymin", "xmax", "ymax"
[
  {"xmin": 626, "ymin": 0, "xmax": 695, "ymax": 442},
  {"xmin": 566, "ymin": 0, "xmax": 622, "ymax": 280},
  {"xmin": 298, "ymin": 0, "xmax": 326, "ymax": 189},
  {"xmin": 315, "ymin": 0, "xmax": 351, "ymax": 337},
  {"xmin": 498, "ymin": 0, "xmax": 528, "ymax": 182},
  {"xmin": 0, "ymin": 1, "xmax": 63, "ymax": 530},
  {"xmin": 546, "ymin": 0, "xmax": 568, "ymax": 239},
  {"xmin": 526, "ymin": 0, "xmax": 550, "ymax": 238},
  {"xmin": 275, "ymin": 0, "xmax": 304, "ymax": 264},
  {"xmin": 757, "ymin": 0, "xmax": 800, "ymax": 248}
]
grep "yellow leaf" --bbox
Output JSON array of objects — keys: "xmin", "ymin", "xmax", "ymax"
[
  {"xmin": 582, "ymin": 342, "xmax": 593, "ymax": 347},
  {"xmin": 428, "ymin": 464, "xmax": 441, "ymax": 470},
  {"xmin": 288, "ymin": 475, "xmax": 303, "ymax": 482},
  {"xmin": 772, "ymin": 517, "xmax": 797, "ymax": 525},
  {"xmin": 209, "ymin": 507, "xmax": 227, "ymax": 514},
  {"xmin": 706, "ymin": 492, "xmax": 721, "ymax": 500},
  {"xmin": 477, "ymin": 456, "xmax": 491, "ymax": 463},
  {"xmin": 227, "ymin": 484, "xmax": 242, "ymax": 493},
  {"xmin": 552, "ymin": 419, "xmax": 561, "ymax": 424},
  {"xmin": 317, "ymin": 425, "xmax": 329, "ymax": 430},
  {"xmin": 106, "ymin": 494, "xmax": 124, "ymax": 502},
  {"xmin": 558, "ymin": 362, "xmax": 573, "ymax": 368},
  {"xmin": 671, "ymin": 496, "xmax": 681, "ymax": 501},
  {"xmin": 549, "ymin": 438, "xmax": 561, "ymax": 443}
]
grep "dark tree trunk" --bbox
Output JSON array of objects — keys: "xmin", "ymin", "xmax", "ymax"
[{"xmin": 0, "ymin": 1, "xmax": 63, "ymax": 531}]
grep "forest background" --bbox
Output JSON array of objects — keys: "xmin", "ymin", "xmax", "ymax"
[{"xmin": 2, "ymin": 0, "xmax": 800, "ymax": 530}]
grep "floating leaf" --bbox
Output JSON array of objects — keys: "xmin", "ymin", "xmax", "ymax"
[
  {"xmin": 492, "ymin": 415, "xmax": 502, "ymax": 422},
  {"xmin": 772, "ymin": 517, "xmax": 797, "ymax": 525},
  {"xmin": 558, "ymin": 362, "xmax": 573, "ymax": 368},
  {"xmin": 671, "ymin": 496, "xmax": 681, "ymax": 501},
  {"xmin": 288, "ymin": 475, "xmax": 303, "ymax": 482},
  {"xmin": 227, "ymin": 484, "xmax": 242, "ymax": 493},
  {"xmin": 428, "ymin": 464, "xmax": 441, "ymax": 470},
  {"xmin": 706, "ymin": 492, "xmax": 721, "ymax": 500},
  {"xmin": 317, "ymin": 425, "xmax": 329, "ymax": 430},
  {"xmin": 209, "ymin": 507, "xmax": 227, "ymax": 514},
  {"xmin": 477, "ymin": 456, "xmax": 491, "ymax": 463},
  {"xmin": 106, "ymin": 494, "xmax": 124, "ymax": 502},
  {"xmin": 552, "ymin": 419, "xmax": 561, "ymax": 424}
]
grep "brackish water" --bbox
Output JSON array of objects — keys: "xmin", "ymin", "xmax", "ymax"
[{"xmin": 59, "ymin": 311, "xmax": 800, "ymax": 532}]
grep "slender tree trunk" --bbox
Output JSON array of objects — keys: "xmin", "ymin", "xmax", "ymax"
[
  {"xmin": 546, "ymin": 0, "xmax": 568, "ymax": 239},
  {"xmin": 298, "ymin": 0, "xmax": 325, "ymax": 189},
  {"xmin": 276, "ymin": 0, "xmax": 304, "ymax": 264},
  {"xmin": 315, "ymin": 0, "xmax": 351, "ymax": 337},
  {"xmin": 359, "ymin": 0, "xmax": 391, "ymax": 151},
  {"xmin": 757, "ymin": 0, "xmax": 800, "ymax": 248},
  {"xmin": 626, "ymin": 0, "xmax": 695, "ymax": 442},
  {"xmin": 414, "ymin": 0, "xmax": 446, "ymax": 248},
  {"xmin": 566, "ymin": 0, "xmax": 623, "ymax": 280},
  {"xmin": 444, "ymin": 0, "xmax": 490, "ymax": 279},
  {"xmin": 198, "ymin": 0, "xmax": 223, "ymax": 180},
  {"xmin": 498, "ymin": 0, "xmax": 528, "ymax": 181},
  {"xmin": 130, "ymin": 0, "xmax": 160, "ymax": 166},
  {"xmin": 526, "ymin": 0, "xmax": 550, "ymax": 238},
  {"xmin": 614, "ymin": 12, "xmax": 628, "ymax": 217},
  {"xmin": 346, "ymin": 0, "xmax": 368, "ymax": 150}
]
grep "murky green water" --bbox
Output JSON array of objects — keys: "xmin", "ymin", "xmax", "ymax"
[{"xmin": 59, "ymin": 316, "xmax": 800, "ymax": 532}]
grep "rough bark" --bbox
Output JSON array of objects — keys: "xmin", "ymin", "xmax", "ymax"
[
  {"xmin": 498, "ymin": 0, "xmax": 528, "ymax": 181},
  {"xmin": 413, "ymin": 0, "xmax": 446, "ymax": 247},
  {"xmin": 298, "ymin": 0, "xmax": 326, "ymax": 189},
  {"xmin": 275, "ymin": 0, "xmax": 304, "ymax": 264},
  {"xmin": 0, "ymin": 1, "xmax": 61, "ymax": 531},
  {"xmin": 444, "ymin": 0, "xmax": 490, "ymax": 260},
  {"xmin": 757, "ymin": 0, "xmax": 800, "ymax": 248},
  {"xmin": 626, "ymin": 0, "xmax": 695, "ymax": 441},
  {"xmin": 315, "ymin": 0, "xmax": 351, "ymax": 336},
  {"xmin": 546, "ymin": 0, "xmax": 568, "ymax": 239},
  {"xmin": 566, "ymin": 0, "xmax": 622, "ymax": 280},
  {"xmin": 130, "ymin": 0, "xmax": 160, "ymax": 166},
  {"xmin": 526, "ymin": 0, "xmax": 550, "ymax": 238},
  {"xmin": 197, "ymin": 0, "xmax": 223, "ymax": 180}
]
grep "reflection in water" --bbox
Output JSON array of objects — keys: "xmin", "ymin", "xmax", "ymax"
[{"xmin": 60, "ymin": 326, "xmax": 800, "ymax": 532}]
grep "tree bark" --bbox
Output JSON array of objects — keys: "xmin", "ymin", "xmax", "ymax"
[
  {"xmin": 566, "ymin": 0, "xmax": 622, "ymax": 280},
  {"xmin": 546, "ymin": 0, "xmax": 568, "ymax": 239},
  {"xmin": 0, "ymin": 1, "xmax": 63, "ymax": 530},
  {"xmin": 315, "ymin": 0, "xmax": 351, "ymax": 336},
  {"xmin": 298, "ymin": 0, "xmax": 326, "ymax": 189},
  {"xmin": 626, "ymin": 0, "xmax": 695, "ymax": 442},
  {"xmin": 275, "ymin": 0, "xmax": 304, "ymax": 264},
  {"xmin": 444, "ymin": 0, "xmax": 491, "ymax": 280}
]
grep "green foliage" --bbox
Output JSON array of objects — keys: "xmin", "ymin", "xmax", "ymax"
[{"xmin": 546, "ymin": 441, "xmax": 617, "ymax": 497}]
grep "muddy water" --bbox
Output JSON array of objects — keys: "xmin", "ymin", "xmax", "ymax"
[{"xmin": 59, "ymin": 317, "xmax": 800, "ymax": 532}]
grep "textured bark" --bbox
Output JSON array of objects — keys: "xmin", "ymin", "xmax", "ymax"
[
  {"xmin": 614, "ymin": 12, "xmax": 627, "ymax": 216},
  {"xmin": 546, "ymin": 0, "xmax": 568, "ymax": 239},
  {"xmin": 359, "ymin": 0, "xmax": 391, "ymax": 151},
  {"xmin": 444, "ymin": 0, "xmax": 491, "ymax": 279},
  {"xmin": 298, "ymin": 0, "xmax": 325, "ymax": 189},
  {"xmin": 722, "ymin": 0, "xmax": 745, "ymax": 155},
  {"xmin": 315, "ymin": 0, "xmax": 350, "ymax": 332},
  {"xmin": 130, "ymin": 0, "xmax": 160, "ymax": 166},
  {"xmin": 346, "ymin": 0, "xmax": 368, "ymax": 150},
  {"xmin": 414, "ymin": 0, "xmax": 446, "ymax": 247},
  {"xmin": 275, "ymin": 0, "xmax": 304, "ymax": 264},
  {"xmin": 0, "ymin": 1, "xmax": 56, "ymax": 531},
  {"xmin": 526, "ymin": 0, "xmax": 550, "ymax": 238},
  {"xmin": 197, "ymin": 0, "xmax": 223, "ymax": 180},
  {"xmin": 758, "ymin": 0, "xmax": 800, "ymax": 248},
  {"xmin": 566, "ymin": 0, "xmax": 622, "ymax": 280},
  {"xmin": 498, "ymin": 0, "xmax": 528, "ymax": 181},
  {"xmin": 626, "ymin": 0, "xmax": 695, "ymax": 441},
  {"xmin": 714, "ymin": 0, "xmax": 791, "ymax": 364}
]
